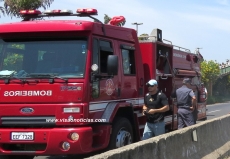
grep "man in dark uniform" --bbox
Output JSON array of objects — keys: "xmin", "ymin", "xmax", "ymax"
[
  {"xmin": 172, "ymin": 78, "xmax": 196, "ymax": 129},
  {"xmin": 142, "ymin": 79, "xmax": 169, "ymax": 140}
]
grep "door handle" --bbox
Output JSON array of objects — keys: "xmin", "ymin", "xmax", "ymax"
[
  {"xmin": 116, "ymin": 88, "xmax": 121, "ymax": 97},
  {"xmin": 140, "ymin": 78, "xmax": 144, "ymax": 87}
]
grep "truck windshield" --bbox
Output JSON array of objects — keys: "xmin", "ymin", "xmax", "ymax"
[{"xmin": 0, "ymin": 38, "xmax": 87, "ymax": 78}]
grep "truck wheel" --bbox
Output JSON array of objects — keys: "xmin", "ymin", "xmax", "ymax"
[
  {"xmin": 199, "ymin": 117, "xmax": 207, "ymax": 121},
  {"xmin": 108, "ymin": 117, "xmax": 133, "ymax": 150}
]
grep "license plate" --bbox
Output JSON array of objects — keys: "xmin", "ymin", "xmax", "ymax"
[{"xmin": 11, "ymin": 132, "xmax": 34, "ymax": 140}]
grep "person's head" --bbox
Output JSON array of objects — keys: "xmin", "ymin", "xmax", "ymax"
[
  {"xmin": 146, "ymin": 79, "xmax": 158, "ymax": 93},
  {"xmin": 182, "ymin": 78, "xmax": 191, "ymax": 86}
]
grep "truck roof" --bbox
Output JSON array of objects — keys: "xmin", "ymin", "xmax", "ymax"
[
  {"xmin": 0, "ymin": 19, "xmax": 136, "ymax": 43},
  {"xmin": 0, "ymin": 20, "xmax": 94, "ymax": 33}
]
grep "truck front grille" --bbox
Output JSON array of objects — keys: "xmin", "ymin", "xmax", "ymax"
[
  {"xmin": 2, "ymin": 143, "xmax": 47, "ymax": 151},
  {"xmin": 1, "ymin": 116, "xmax": 56, "ymax": 127}
]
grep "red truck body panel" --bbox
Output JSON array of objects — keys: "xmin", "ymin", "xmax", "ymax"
[{"xmin": 0, "ymin": 82, "xmax": 84, "ymax": 103}]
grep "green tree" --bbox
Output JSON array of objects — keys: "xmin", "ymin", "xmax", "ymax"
[
  {"xmin": 104, "ymin": 14, "xmax": 111, "ymax": 24},
  {"xmin": 201, "ymin": 60, "xmax": 220, "ymax": 96},
  {"xmin": 3, "ymin": 0, "xmax": 54, "ymax": 18},
  {"xmin": 138, "ymin": 33, "xmax": 149, "ymax": 40},
  {"xmin": 3, "ymin": 44, "xmax": 24, "ymax": 71},
  {"xmin": 0, "ymin": 0, "xmax": 5, "ymax": 17},
  {"xmin": 213, "ymin": 75, "xmax": 230, "ymax": 97},
  {"xmin": 3, "ymin": 53, "xmax": 23, "ymax": 71}
]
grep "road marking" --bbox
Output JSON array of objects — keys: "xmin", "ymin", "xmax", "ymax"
[{"xmin": 208, "ymin": 110, "xmax": 221, "ymax": 114}]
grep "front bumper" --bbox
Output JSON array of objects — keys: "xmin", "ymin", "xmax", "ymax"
[{"xmin": 0, "ymin": 127, "xmax": 93, "ymax": 155}]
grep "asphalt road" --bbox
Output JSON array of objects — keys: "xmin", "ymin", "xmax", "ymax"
[
  {"xmin": 205, "ymin": 101, "xmax": 230, "ymax": 120},
  {"xmin": 32, "ymin": 102, "xmax": 230, "ymax": 159}
]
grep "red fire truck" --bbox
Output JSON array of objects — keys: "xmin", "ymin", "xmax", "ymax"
[{"xmin": 0, "ymin": 8, "xmax": 207, "ymax": 158}]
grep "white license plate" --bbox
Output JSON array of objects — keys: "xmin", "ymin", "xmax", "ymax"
[{"xmin": 11, "ymin": 132, "xmax": 34, "ymax": 140}]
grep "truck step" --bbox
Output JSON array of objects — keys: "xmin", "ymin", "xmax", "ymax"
[
  {"xmin": 139, "ymin": 124, "xmax": 145, "ymax": 129},
  {"xmin": 134, "ymin": 110, "xmax": 144, "ymax": 117}
]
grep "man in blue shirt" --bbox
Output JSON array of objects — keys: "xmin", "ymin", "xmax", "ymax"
[{"xmin": 172, "ymin": 78, "xmax": 196, "ymax": 129}]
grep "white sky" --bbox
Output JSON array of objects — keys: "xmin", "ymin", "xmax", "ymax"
[{"xmin": 0, "ymin": 0, "xmax": 230, "ymax": 64}]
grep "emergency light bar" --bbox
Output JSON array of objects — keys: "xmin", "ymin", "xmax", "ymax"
[
  {"xmin": 43, "ymin": 9, "xmax": 73, "ymax": 15},
  {"xmin": 19, "ymin": 10, "xmax": 42, "ymax": 16},
  {"xmin": 76, "ymin": 8, "xmax": 97, "ymax": 15},
  {"xmin": 20, "ymin": 8, "xmax": 97, "ymax": 17},
  {"xmin": 19, "ymin": 8, "xmax": 99, "ymax": 22}
]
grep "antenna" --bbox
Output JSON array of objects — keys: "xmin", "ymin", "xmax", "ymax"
[{"xmin": 195, "ymin": 47, "xmax": 202, "ymax": 54}]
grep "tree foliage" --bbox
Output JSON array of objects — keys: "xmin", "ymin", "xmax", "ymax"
[
  {"xmin": 201, "ymin": 60, "xmax": 220, "ymax": 96},
  {"xmin": 138, "ymin": 33, "xmax": 149, "ymax": 40},
  {"xmin": 0, "ymin": 0, "xmax": 5, "ymax": 17},
  {"xmin": 3, "ymin": 44, "xmax": 23, "ymax": 71},
  {"xmin": 2, "ymin": 44, "xmax": 24, "ymax": 71},
  {"xmin": 3, "ymin": 0, "xmax": 54, "ymax": 17},
  {"xmin": 3, "ymin": 53, "xmax": 23, "ymax": 71},
  {"xmin": 104, "ymin": 14, "xmax": 111, "ymax": 24},
  {"xmin": 213, "ymin": 75, "xmax": 230, "ymax": 96},
  {"xmin": 201, "ymin": 60, "xmax": 220, "ymax": 84}
]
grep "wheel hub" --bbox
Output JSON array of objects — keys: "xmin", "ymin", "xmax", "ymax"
[{"xmin": 116, "ymin": 130, "xmax": 132, "ymax": 148}]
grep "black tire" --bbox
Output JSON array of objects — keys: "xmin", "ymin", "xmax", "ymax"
[
  {"xmin": 108, "ymin": 117, "xmax": 133, "ymax": 150},
  {"xmin": 199, "ymin": 116, "xmax": 207, "ymax": 121}
]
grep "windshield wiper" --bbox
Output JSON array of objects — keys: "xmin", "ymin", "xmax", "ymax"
[
  {"xmin": 0, "ymin": 75, "xmax": 26, "ymax": 84},
  {"xmin": 28, "ymin": 73, "xmax": 68, "ymax": 83}
]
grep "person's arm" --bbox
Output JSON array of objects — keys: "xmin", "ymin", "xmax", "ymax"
[
  {"xmin": 142, "ymin": 104, "xmax": 148, "ymax": 115},
  {"xmin": 142, "ymin": 96, "xmax": 148, "ymax": 115},
  {"xmin": 148, "ymin": 105, "xmax": 169, "ymax": 114},
  {"xmin": 190, "ymin": 96, "xmax": 196, "ymax": 111},
  {"xmin": 171, "ymin": 89, "xmax": 177, "ymax": 99},
  {"xmin": 189, "ymin": 91, "xmax": 196, "ymax": 111},
  {"xmin": 143, "ymin": 105, "xmax": 147, "ymax": 110}
]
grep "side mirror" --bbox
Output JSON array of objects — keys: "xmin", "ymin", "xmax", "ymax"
[{"xmin": 107, "ymin": 55, "xmax": 118, "ymax": 75}]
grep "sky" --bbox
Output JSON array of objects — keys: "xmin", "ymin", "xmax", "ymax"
[{"xmin": 0, "ymin": 0, "xmax": 230, "ymax": 64}]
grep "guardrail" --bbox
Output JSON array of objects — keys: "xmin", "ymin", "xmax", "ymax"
[{"xmin": 86, "ymin": 114, "xmax": 230, "ymax": 159}]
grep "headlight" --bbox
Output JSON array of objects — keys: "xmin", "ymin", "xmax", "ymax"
[
  {"xmin": 70, "ymin": 132, "xmax": 79, "ymax": 141},
  {"xmin": 61, "ymin": 142, "xmax": 70, "ymax": 151}
]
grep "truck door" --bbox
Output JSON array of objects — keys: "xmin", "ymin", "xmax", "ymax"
[
  {"xmin": 118, "ymin": 43, "xmax": 137, "ymax": 99},
  {"xmin": 91, "ymin": 38, "xmax": 120, "ymax": 101}
]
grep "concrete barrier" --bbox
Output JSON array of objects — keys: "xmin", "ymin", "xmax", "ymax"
[{"xmin": 86, "ymin": 114, "xmax": 230, "ymax": 159}]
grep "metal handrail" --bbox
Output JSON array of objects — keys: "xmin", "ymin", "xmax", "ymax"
[
  {"xmin": 163, "ymin": 39, "xmax": 172, "ymax": 45},
  {"xmin": 173, "ymin": 45, "xmax": 191, "ymax": 52}
]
